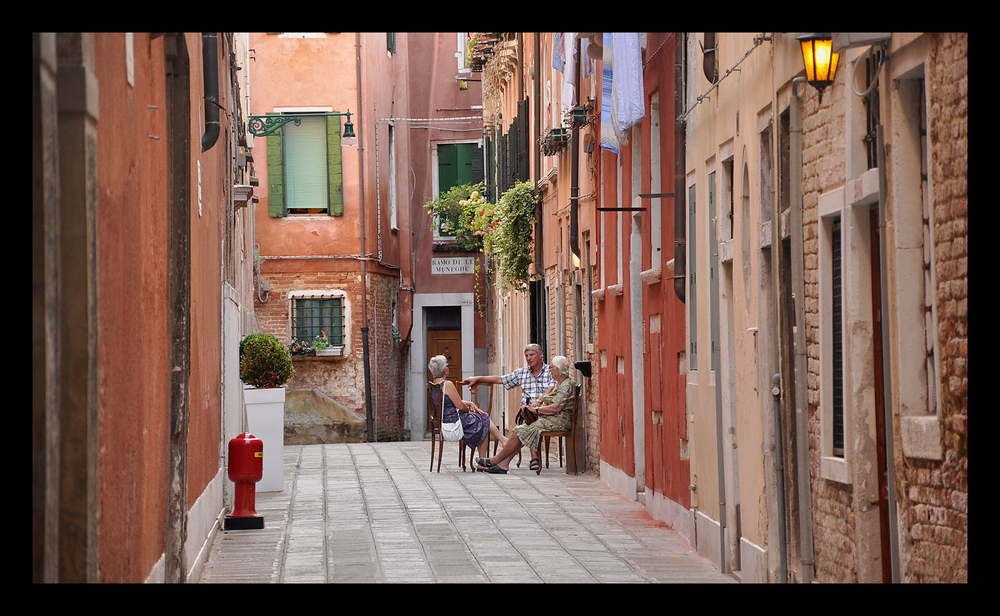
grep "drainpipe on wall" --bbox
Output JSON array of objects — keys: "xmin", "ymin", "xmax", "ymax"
[
  {"xmin": 357, "ymin": 33, "xmax": 374, "ymax": 442},
  {"xmin": 673, "ymin": 33, "xmax": 686, "ymax": 303},
  {"xmin": 201, "ymin": 33, "xmax": 220, "ymax": 152},
  {"xmin": 534, "ymin": 33, "xmax": 543, "ymax": 268},
  {"xmin": 789, "ymin": 78, "xmax": 815, "ymax": 583},
  {"xmin": 569, "ymin": 36, "xmax": 580, "ymax": 263}
]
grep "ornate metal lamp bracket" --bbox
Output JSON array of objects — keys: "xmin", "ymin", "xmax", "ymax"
[
  {"xmin": 248, "ymin": 111, "xmax": 355, "ymax": 138},
  {"xmin": 248, "ymin": 114, "xmax": 301, "ymax": 137}
]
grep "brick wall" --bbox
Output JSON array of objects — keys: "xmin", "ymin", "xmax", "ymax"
[
  {"xmin": 896, "ymin": 31, "xmax": 967, "ymax": 583},
  {"xmin": 801, "ymin": 73, "xmax": 856, "ymax": 583},
  {"xmin": 804, "ymin": 33, "xmax": 968, "ymax": 583},
  {"xmin": 253, "ymin": 267, "xmax": 408, "ymax": 440}
]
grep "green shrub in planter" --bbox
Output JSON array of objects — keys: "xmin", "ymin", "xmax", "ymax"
[{"xmin": 239, "ymin": 333, "xmax": 295, "ymax": 389}]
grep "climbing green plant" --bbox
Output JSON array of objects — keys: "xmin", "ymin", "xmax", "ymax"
[
  {"xmin": 484, "ymin": 181, "xmax": 537, "ymax": 293},
  {"xmin": 423, "ymin": 183, "xmax": 485, "ymax": 252}
]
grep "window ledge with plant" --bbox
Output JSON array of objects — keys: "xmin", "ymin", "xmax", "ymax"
[
  {"xmin": 288, "ymin": 332, "xmax": 344, "ymax": 358},
  {"xmin": 425, "ymin": 180, "xmax": 537, "ymax": 295}
]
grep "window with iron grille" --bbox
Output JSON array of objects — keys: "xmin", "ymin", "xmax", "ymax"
[
  {"xmin": 863, "ymin": 48, "xmax": 883, "ymax": 171},
  {"xmin": 831, "ymin": 217, "xmax": 844, "ymax": 456},
  {"xmin": 291, "ymin": 296, "xmax": 345, "ymax": 346}
]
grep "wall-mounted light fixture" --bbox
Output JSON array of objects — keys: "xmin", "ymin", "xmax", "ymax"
[
  {"xmin": 797, "ymin": 33, "xmax": 840, "ymax": 103},
  {"xmin": 248, "ymin": 110, "xmax": 356, "ymax": 141}
]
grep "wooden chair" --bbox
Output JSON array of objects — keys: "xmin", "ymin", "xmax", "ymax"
[
  {"xmin": 536, "ymin": 383, "xmax": 581, "ymax": 475},
  {"xmin": 427, "ymin": 381, "xmax": 477, "ymax": 473},
  {"xmin": 427, "ymin": 382, "xmax": 445, "ymax": 472},
  {"xmin": 468, "ymin": 383, "xmax": 503, "ymax": 456}
]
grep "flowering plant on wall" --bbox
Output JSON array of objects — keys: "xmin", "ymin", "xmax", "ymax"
[
  {"xmin": 288, "ymin": 339, "xmax": 314, "ymax": 356},
  {"xmin": 288, "ymin": 331, "xmax": 333, "ymax": 356},
  {"xmin": 483, "ymin": 180, "xmax": 536, "ymax": 293},
  {"xmin": 423, "ymin": 183, "xmax": 485, "ymax": 252}
]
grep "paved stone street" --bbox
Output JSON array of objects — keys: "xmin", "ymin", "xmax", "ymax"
[{"xmin": 197, "ymin": 440, "xmax": 736, "ymax": 584}]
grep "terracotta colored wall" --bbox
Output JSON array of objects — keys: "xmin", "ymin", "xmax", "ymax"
[
  {"xmin": 93, "ymin": 32, "xmax": 227, "ymax": 582},
  {"xmin": 188, "ymin": 36, "xmax": 225, "ymax": 507},
  {"xmin": 639, "ymin": 35, "xmax": 689, "ymax": 507},
  {"xmin": 595, "ymin": 133, "xmax": 636, "ymax": 473},
  {"xmin": 94, "ymin": 32, "xmax": 171, "ymax": 583}
]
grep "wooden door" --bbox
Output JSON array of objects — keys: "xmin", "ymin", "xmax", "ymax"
[{"xmin": 428, "ymin": 330, "xmax": 462, "ymax": 389}]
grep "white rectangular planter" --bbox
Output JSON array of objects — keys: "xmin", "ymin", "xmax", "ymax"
[{"xmin": 243, "ymin": 386, "xmax": 285, "ymax": 492}]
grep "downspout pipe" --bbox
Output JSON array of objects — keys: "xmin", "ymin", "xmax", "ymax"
[
  {"xmin": 201, "ymin": 33, "xmax": 220, "ymax": 152},
  {"xmin": 790, "ymin": 78, "xmax": 815, "ymax": 583},
  {"xmin": 673, "ymin": 33, "xmax": 686, "ymax": 303},
  {"xmin": 357, "ymin": 33, "xmax": 374, "ymax": 442},
  {"xmin": 534, "ymin": 34, "xmax": 543, "ymax": 267},
  {"xmin": 570, "ymin": 36, "xmax": 581, "ymax": 261}
]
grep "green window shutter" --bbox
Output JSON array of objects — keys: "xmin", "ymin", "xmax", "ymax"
[
  {"xmin": 327, "ymin": 115, "xmax": 344, "ymax": 216},
  {"xmin": 438, "ymin": 143, "xmax": 459, "ymax": 193},
  {"xmin": 266, "ymin": 114, "xmax": 286, "ymax": 217},
  {"xmin": 438, "ymin": 143, "xmax": 484, "ymax": 193}
]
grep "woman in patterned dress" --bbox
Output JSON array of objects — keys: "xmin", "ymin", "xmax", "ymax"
[
  {"xmin": 428, "ymin": 355, "xmax": 507, "ymax": 463},
  {"xmin": 475, "ymin": 355, "xmax": 575, "ymax": 474}
]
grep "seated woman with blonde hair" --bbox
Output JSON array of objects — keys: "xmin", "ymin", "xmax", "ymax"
[
  {"xmin": 475, "ymin": 355, "xmax": 575, "ymax": 474},
  {"xmin": 428, "ymin": 355, "xmax": 508, "ymax": 464}
]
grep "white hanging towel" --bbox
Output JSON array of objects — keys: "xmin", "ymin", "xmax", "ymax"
[
  {"xmin": 611, "ymin": 32, "xmax": 644, "ymax": 142},
  {"xmin": 600, "ymin": 36, "xmax": 617, "ymax": 154},
  {"xmin": 562, "ymin": 32, "xmax": 577, "ymax": 108}
]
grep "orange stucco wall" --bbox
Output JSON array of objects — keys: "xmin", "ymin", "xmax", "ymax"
[{"xmin": 93, "ymin": 32, "xmax": 226, "ymax": 582}]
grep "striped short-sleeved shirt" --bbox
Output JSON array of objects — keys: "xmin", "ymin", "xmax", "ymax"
[{"xmin": 501, "ymin": 364, "xmax": 557, "ymax": 406}]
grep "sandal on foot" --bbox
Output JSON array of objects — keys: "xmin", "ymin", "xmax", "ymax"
[
  {"xmin": 485, "ymin": 465, "xmax": 508, "ymax": 474},
  {"xmin": 529, "ymin": 458, "xmax": 541, "ymax": 471},
  {"xmin": 475, "ymin": 457, "xmax": 493, "ymax": 469}
]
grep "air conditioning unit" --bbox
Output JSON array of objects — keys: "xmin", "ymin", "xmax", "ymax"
[{"xmin": 832, "ymin": 33, "xmax": 891, "ymax": 53}]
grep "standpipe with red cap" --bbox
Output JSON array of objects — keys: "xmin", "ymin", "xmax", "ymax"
[{"xmin": 224, "ymin": 433, "xmax": 265, "ymax": 530}]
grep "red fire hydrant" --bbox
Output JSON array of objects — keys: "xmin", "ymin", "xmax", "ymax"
[{"xmin": 224, "ymin": 433, "xmax": 265, "ymax": 530}]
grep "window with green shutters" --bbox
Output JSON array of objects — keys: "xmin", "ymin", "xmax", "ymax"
[
  {"xmin": 434, "ymin": 142, "xmax": 483, "ymax": 237},
  {"xmin": 266, "ymin": 112, "xmax": 344, "ymax": 216}
]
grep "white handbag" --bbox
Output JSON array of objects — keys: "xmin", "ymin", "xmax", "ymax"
[{"xmin": 438, "ymin": 382, "xmax": 464, "ymax": 442}]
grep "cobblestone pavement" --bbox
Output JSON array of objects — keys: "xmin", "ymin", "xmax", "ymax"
[{"xmin": 197, "ymin": 441, "xmax": 736, "ymax": 584}]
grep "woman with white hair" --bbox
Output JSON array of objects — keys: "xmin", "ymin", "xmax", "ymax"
[
  {"xmin": 475, "ymin": 355, "xmax": 575, "ymax": 474},
  {"xmin": 428, "ymin": 355, "xmax": 507, "ymax": 464}
]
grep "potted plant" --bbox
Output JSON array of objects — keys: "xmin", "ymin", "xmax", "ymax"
[
  {"xmin": 240, "ymin": 333, "xmax": 294, "ymax": 492},
  {"xmin": 288, "ymin": 338, "xmax": 315, "ymax": 357}
]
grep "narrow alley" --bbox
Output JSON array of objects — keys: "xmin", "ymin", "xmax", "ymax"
[{"xmin": 197, "ymin": 441, "xmax": 735, "ymax": 584}]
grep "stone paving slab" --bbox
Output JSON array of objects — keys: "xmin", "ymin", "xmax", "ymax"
[{"xmin": 197, "ymin": 441, "xmax": 736, "ymax": 584}]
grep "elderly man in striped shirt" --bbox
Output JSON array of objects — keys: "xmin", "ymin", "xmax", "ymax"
[{"xmin": 463, "ymin": 343, "xmax": 556, "ymax": 419}]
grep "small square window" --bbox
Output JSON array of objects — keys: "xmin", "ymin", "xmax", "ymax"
[{"xmin": 291, "ymin": 295, "xmax": 345, "ymax": 345}]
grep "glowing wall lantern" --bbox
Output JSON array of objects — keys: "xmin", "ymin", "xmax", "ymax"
[{"xmin": 797, "ymin": 33, "xmax": 840, "ymax": 103}]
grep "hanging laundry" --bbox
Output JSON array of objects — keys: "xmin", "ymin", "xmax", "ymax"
[
  {"xmin": 552, "ymin": 32, "xmax": 565, "ymax": 73},
  {"xmin": 611, "ymin": 32, "xmax": 644, "ymax": 141},
  {"xmin": 563, "ymin": 32, "xmax": 577, "ymax": 108},
  {"xmin": 580, "ymin": 36, "xmax": 594, "ymax": 81},
  {"xmin": 600, "ymin": 35, "xmax": 618, "ymax": 154}
]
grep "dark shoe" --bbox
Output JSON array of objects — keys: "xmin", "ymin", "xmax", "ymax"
[
  {"xmin": 475, "ymin": 457, "xmax": 493, "ymax": 469},
  {"xmin": 485, "ymin": 465, "xmax": 508, "ymax": 474},
  {"xmin": 529, "ymin": 458, "xmax": 541, "ymax": 471}
]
